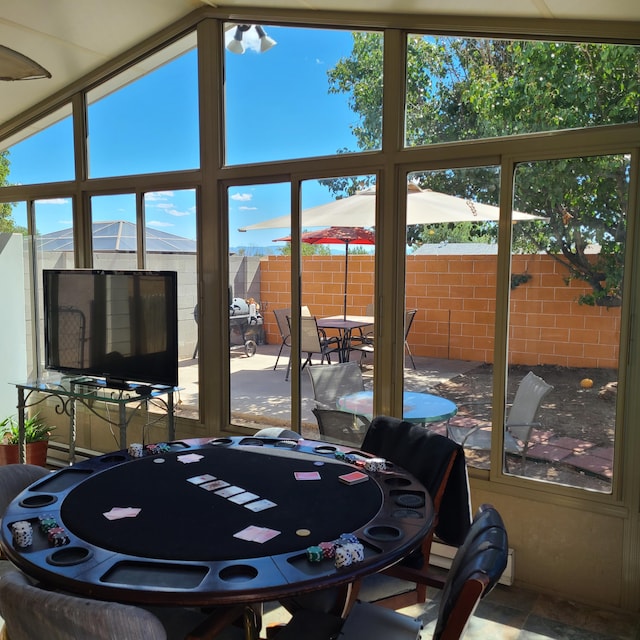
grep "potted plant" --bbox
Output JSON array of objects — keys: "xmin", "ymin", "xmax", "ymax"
[{"xmin": 0, "ymin": 413, "xmax": 55, "ymax": 466}]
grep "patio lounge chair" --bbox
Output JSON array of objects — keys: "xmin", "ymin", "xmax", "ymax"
[{"xmin": 446, "ymin": 371, "xmax": 553, "ymax": 468}]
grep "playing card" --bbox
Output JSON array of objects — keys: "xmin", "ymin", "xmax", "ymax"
[
  {"xmin": 177, "ymin": 453, "xmax": 204, "ymax": 464},
  {"xmin": 228, "ymin": 491, "xmax": 260, "ymax": 504},
  {"xmin": 187, "ymin": 474, "xmax": 216, "ymax": 485},
  {"xmin": 200, "ymin": 479, "xmax": 230, "ymax": 491},
  {"xmin": 294, "ymin": 471, "xmax": 321, "ymax": 481},
  {"xmin": 215, "ymin": 485, "xmax": 245, "ymax": 498},
  {"xmin": 244, "ymin": 498, "xmax": 277, "ymax": 512},
  {"xmin": 233, "ymin": 525, "xmax": 281, "ymax": 543}
]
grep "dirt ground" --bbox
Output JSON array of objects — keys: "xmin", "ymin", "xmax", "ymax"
[{"xmin": 435, "ymin": 363, "xmax": 617, "ymax": 492}]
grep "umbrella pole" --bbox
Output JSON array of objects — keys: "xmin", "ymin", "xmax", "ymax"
[{"xmin": 343, "ymin": 242, "xmax": 349, "ymax": 320}]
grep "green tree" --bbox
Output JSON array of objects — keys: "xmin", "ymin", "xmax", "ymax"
[
  {"xmin": 324, "ymin": 35, "xmax": 639, "ymax": 306},
  {"xmin": 0, "ymin": 150, "xmax": 17, "ymax": 233}
]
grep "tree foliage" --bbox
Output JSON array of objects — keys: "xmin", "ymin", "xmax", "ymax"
[
  {"xmin": 0, "ymin": 150, "xmax": 17, "ymax": 233},
  {"xmin": 324, "ymin": 34, "xmax": 640, "ymax": 306}
]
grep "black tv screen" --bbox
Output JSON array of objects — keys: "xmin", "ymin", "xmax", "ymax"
[{"xmin": 43, "ymin": 269, "xmax": 178, "ymax": 388}]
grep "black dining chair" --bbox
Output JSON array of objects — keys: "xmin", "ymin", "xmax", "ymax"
[{"xmin": 354, "ymin": 416, "xmax": 472, "ymax": 609}]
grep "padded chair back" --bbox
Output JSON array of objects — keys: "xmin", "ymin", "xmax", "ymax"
[
  {"xmin": 0, "ymin": 570, "xmax": 168, "ymax": 640},
  {"xmin": 308, "ymin": 361, "xmax": 365, "ymax": 410},
  {"xmin": 312, "ymin": 408, "xmax": 368, "ymax": 447},
  {"xmin": 506, "ymin": 371, "xmax": 553, "ymax": 443},
  {"xmin": 273, "ymin": 308, "xmax": 291, "ymax": 342},
  {"xmin": 434, "ymin": 504, "xmax": 508, "ymax": 640},
  {"xmin": 0, "ymin": 464, "xmax": 50, "ymax": 517},
  {"xmin": 299, "ymin": 316, "xmax": 324, "ymax": 353},
  {"xmin": 362, "ymin": 416, "xmax": 471, "ymax": 546}
]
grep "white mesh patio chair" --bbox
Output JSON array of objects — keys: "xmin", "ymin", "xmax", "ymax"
[{"xmin": 447, "ymin": 371, "xmax": 553, "ymax": 467}]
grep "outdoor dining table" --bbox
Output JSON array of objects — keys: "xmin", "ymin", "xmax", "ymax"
[
  {"xmin": 337, "ymin": 390, "xmax": 458, "ymax": 425},
  {"xmin": 316, "ymin": 315, "xmax": 374, "ymax": 362}
]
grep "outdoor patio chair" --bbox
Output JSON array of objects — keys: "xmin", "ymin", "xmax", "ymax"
[
  {"xmin": 312, "ymin": 408, "xmax": 369, "ymax": 447},
  {"xmin": 274, "ymin": 306, "xmax": 311, "ymax": 371},
  {"xmin": 353, "ymin": 416, "xmax": 472, "ymax": 610},
  {"xmin": 285, "ymin": 315, "xmax": 340, "ymax": 381},
  {"xmin": 307, "ymin": 360, "xmax": 366, "ymax": 409},
  {"xmin": 272, "ymin": 307, "xmax": 291, "ymax": 370},
  {"xmin": 446, "ymin": 371, "xmax": 553, "ymax": 468},
  {"xmin": 350, "ymin": 308, "xmax": 418, "ymax": 369}
]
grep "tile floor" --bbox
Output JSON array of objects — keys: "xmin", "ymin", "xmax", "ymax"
[
  {"xmin": 261, "ymin": 582, "xmax": 640, "ymax": 640},
  {"xmin": 409, "ymin": 583, "xmax": 639, "ymax": 640}
]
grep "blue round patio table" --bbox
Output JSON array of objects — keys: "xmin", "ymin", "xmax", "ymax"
[{"xmin": 337, "ymin": 390, "xmax": 457, "ymax": 424}]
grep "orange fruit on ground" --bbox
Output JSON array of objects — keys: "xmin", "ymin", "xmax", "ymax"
[{"xmin": 580, "ymin": 378, "xmax": 594, "ymax": 389}]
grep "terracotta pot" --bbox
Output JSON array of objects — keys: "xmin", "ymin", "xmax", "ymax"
[{"xmin": 0, "ymin": 440, "xmax": 49, "ymax": 466}]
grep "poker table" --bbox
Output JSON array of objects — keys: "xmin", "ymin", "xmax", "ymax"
[{"xmin": 0, "ymin": 436, "xmax": 434, "ymax": 608}]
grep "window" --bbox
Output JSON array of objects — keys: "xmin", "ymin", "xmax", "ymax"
[
  {"xmin": 87, "ymin": 34, "xmax": 198, "ymax": 178},
  {"xmin": 1, "ymin": 106, "xmax": 74, "ymax": 185},
  {"xmin": 405, "ymin": 37, "xmax": 640, "ymax": 146},
  {"xmin": 224, "ymin": 26, "xmax": 381, "ymax": 165},
  {"xmin": 505, "ymin": 154, "xmax": 629, "ymax": 492},
  {"xmin": 404, "ymin": 168, "xmax": 499, "ymax": 466}
]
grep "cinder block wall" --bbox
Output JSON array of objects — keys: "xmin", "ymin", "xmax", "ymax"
[{"xmin": 259, "ymin": 253, "xmax": 620, "ymax": 369}]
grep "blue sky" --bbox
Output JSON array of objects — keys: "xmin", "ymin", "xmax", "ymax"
[{"xmin": 5, "ymin": 25, "xmax": 366, "ymax": 250}]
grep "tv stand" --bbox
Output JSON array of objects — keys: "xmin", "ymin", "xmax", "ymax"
[{"xmin": 14, "ymin": 378, "xmax": 178, "ymax": 465}]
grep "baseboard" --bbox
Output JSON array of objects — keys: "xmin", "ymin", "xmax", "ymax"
[{"xmin": 430, "ymin": 540, "xmax": 514, "ymax": 586}]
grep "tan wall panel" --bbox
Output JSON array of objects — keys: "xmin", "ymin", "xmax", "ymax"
[{"xmin": 472, "ymin": 484, "xmax": 624, "ymax": 608}]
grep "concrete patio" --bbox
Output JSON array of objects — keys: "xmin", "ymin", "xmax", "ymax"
[{"xmin": 175, "ymin": 343, "xmax": 613, "ymax": 490}]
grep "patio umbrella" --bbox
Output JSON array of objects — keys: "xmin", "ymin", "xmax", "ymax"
[
  {"xmin": 239, "ymin": 183, "xmax": 547, "ymax": 231},
  {"xmin": 274, "ymin": 226, "xmax": 375, "ymax": 320}
]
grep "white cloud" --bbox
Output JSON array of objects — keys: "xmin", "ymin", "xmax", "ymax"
[
  {"xmin": 147, "ymin": 220, "xmax": 174, "ymax": 228},
  {"xmin": 146, "ymin": 191, "xmax": 174, "ymax": 201},
  {"xmin": 35, "ymin": 198, "xmax": 70, "ymax": 205},
  {"xmin": 231, "ymin": 193, "xmax": 253, "ymax": 202},
  {"xmin": 239, "ymin": 206, "xmax": 257, "ymax": 211},
  {"xmin": 164, "ymin": 208, "xmax": 190, "ymax": 218}
]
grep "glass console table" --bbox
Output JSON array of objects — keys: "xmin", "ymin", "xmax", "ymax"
[{"xmin": 14, "ymin": 377, "xmax": 178, "ymax": 465}]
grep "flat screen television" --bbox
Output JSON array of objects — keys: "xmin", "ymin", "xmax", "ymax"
[{"xmin": 43, "ymin": 269, "xmax": 178, "ymax": 389}]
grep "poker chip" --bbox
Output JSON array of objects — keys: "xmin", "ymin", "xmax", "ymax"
[
  {"xmin": 319, "ymin": 541, "xmax": 336, "ymax": 559},
  {"xmin": 11, "ymin": 521, "xmax": 32, "ymax": 548},
  {"xmin": 39, "ymin": 517, "xmax": 59, "ymax": 534},
  {"xmin": 337, "ymin": 533, "xmax": 359, "ymax": 545},
  {"xmin": 296, "ymin": 528, "xmax": 311, "ymax": 537},
  {"xmin": 364, "ymin": 457, "xmax": 386, "ymax": 472},
  {"xmin": 334, "ymin": 546, "xmax": 353, "ymax": 568},
  {"xmin": 343, "ymin": 542, "xmax": 365, "ymax": 562},
  {"xmin": 128, "ymin": 443, "xmax": 144, "ymax": 458},
  {"xmin": 306, "ymin": 545, "xmax": 323, "ymax": 562}
]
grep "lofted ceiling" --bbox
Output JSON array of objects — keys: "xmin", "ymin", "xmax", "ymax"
[{"xmin": 1, "ymin": 0, "xmax": 640, "ymax": 137}]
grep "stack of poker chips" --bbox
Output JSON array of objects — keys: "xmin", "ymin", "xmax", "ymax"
[
  {"xmin": 11, "ymin": 521, "xmax": 33, "ymax": 548},
  {"xmin": 39, "ymin": 514, "xmax": 70, "ymax": 547},
  {"xmin": 334, "ymin": 451, "xmax": 387, "ymax": 472},
  {"xmin": 306, "ymin": 532, "xmax": 365, "ymax": 569},
  {"xmin": 144, "ymin": 442, "xmax": 170, "ymax": 455},
  {"xmin": 128, "ymin": 443, "xmax": 144, "ymax": 458},
  {"xmin": 363, "ymin": 457, "xmax": 386, "ymax": 472}
]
